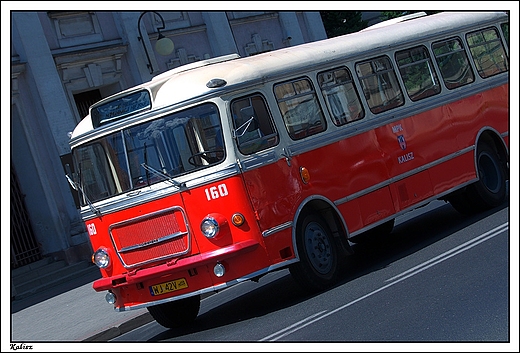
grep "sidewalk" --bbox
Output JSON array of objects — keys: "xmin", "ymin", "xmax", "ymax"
[{"xmin": 10, "ymin": 265, "xmax": 154, "ymax": 342}]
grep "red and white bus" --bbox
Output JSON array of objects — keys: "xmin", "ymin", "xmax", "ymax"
[{"xmin": 67, "ymin": 11, "xmax": 509, "ymax": 328}]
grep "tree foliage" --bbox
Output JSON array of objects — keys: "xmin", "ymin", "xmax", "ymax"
[
  {"xmin": 380, "ymin": 11, "xmax": 441, "ymax": 21},
  {"xmin": 319, "ymin": 11, "xmax": 368, "ymax": 38},
  {"xmin": 320, "ymin": 11, "xmax": 442, "ymax": 39}
]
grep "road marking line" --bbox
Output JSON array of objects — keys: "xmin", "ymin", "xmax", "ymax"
[
  {"xmin": 385, "ymin": 222, "xmax": 509, "ymax": 282},
  {"xmin": 259, "ymin": 311, "xmax": 327, "ymax": 342},
  {"xmin": 261, "ymin": 222, "xmax": 508, "ymax": 341}
]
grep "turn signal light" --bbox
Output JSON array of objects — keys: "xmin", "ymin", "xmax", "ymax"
[
  {"xmin": 300, "ymin": 166, "xmax": 311, "ymax": 184},
  {"xmin": 231, "ymin": 213, "xmax": 245, "ymax": 226}
]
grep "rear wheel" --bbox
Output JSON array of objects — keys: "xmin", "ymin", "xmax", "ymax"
[
  {"xmin": 448, "ymin": 143, "xmax": 507, "ymax": 214},
  {"xmin": 147, "ymin": 294, "xmax": 200, "ymax": 329},
  {"xmin": 472, "ymin": 143, "xmax": 507, "ymax": 207},
  {"xmin": 289, "ymin": 213, "xmax": 339, "ymax": 292}
]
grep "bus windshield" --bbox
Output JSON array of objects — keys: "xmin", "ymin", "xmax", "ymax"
[{"xmin": 72, "ymin": 103, "xmax": 224, "ymax": 204}]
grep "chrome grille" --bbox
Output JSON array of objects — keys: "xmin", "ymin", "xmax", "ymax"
[{"xmin": 109, "ymin": 206, "xmax": 190, "ymax": 268}]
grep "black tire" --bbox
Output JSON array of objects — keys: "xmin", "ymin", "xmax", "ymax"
[
  {"xmin": 289, "ymin": 213, "xmax": 339, "ymax": 292},
  {"xmin": 349, "ymin": 219, "xmax": 395, "ymax": 244},
  {"xmin": 471, "ymin": 143, "xmax": 507, "ymax": 207},
  {"xmin": 448, "ymin": 143, "xmax": 507, "ymax": 214},
  {"xmin": 147, "ymin": 294, "xmax": 200, "ymax": 329}
]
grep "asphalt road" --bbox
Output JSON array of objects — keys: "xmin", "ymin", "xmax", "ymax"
[{"xmin": 111, "ymin": 200, "xmax": 514, "ymax": 348}]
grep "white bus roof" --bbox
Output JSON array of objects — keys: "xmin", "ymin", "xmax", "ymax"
[{"xmin": 71, "ymin": 11, "xmax": 507, "ymax": 140}]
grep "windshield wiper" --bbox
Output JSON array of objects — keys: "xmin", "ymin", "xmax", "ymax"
[{"xmin": 140, "ymin": 163, "xmax": 185, "ymax": 188}]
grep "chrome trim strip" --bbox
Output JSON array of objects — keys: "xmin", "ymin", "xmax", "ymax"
[
  {"xmin": 108, "ymin": 205, "xmax": 188, "ymax": 230},
  {"xmin": 262, "ymin": 221, "xmax": 293, "ymax": 238},
  {"xmin": 334, "ymin": 146, "xmax": 474, "ymax": 206},
  {"xmin": 118, "ymin": 230, "xmax": 188, "ymax": 253},
  {"xmin": 80, "ymin": 163, "xmax": 241, "ymax": 220},
  {"xmin": 240, "ymin": 152, "xmax": 279, "ymax": 169},
  {"xmin": 347, "ymin": 178, "xmax": 478, "ymax": 238}
]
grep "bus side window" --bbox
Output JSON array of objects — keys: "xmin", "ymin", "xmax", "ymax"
[
  {"xmin": 396, "ymin": 45, "xmax": 442, "ymax": 101},
  {"xmin": 466, "ymin": 27, "xmax": 509, "ymax": 79},
  {"xmin": 432, "ymin": 37, "xmax": 475, "ymax": 89},
  {"xmin": 500, "ymin": 23, "xmax": 509, "ymax": 51},
  {"xmin": 231, "ymin": 94, "xmax": 279, "ymax": 155},
  {"xmin": 274, "ymin": 78, "xmax": 327, "ymax": 140},
  {"xmin": 317, "ymin": 67, "xmax": 365, "ymax": 125},
  {"xmin": 355, "ymin": 56, "xmax": 404, "ymax": 114}
]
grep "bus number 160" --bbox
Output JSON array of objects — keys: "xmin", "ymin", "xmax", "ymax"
[{"xmin": 204, "ymin": 184, "xmax": 229, "ymax": 201}]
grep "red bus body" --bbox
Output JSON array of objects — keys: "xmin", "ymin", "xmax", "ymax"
[{"xmin": 68, "ymin": 12, "xmax": 509, "ymax": 327}]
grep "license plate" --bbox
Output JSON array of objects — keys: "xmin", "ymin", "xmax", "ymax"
[{"xmin": 149, "ymin": 278, "xmax": 188, "ymax": 296}]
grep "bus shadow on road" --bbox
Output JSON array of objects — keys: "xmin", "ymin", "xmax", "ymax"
[
  {"xmin": 145, "ymin": 200, "xmax": 509, "ymax": 342},
  {"xmin": 339, "ymin": 200, "xmax": 509, "ymax": 283},
  {"xmin": 145, "ymin": 272, "xmax": 314, "ymax": 341}
]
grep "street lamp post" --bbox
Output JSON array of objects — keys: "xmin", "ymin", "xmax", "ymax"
[{"xmin": 137, "ymin": 11, "xmax": 174, "ymax": 74}]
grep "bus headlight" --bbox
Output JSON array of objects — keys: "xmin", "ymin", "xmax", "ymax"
[
  {"xmin": 214, "ymin": 262, "xmax": 226, "ymax": 277},
  {"xmin": 92, "ymin": 247, "xmax": 110, "ymax": 269},
  {"xmin": 105, "ymin": 291, "xmax": 116, "ymax": 305},
  {"xmin": 201, "ymin": 217, "xmax": 219, "ymax": 238},
  {"xmin": 200, "ymin": 214, "xmax": 228, "ymax": 239}
]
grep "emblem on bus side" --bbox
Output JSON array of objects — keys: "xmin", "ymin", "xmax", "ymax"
[
  {"xmin": 397, "ymin": 134, "xmax": 414, "ymax": 164},
  {"xmin": 397, "ymin": 135, "xmax": 407, "ymax": 150}
]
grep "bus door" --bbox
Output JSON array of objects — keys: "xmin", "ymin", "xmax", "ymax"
[{"xmin": 230, "ymin": 93, "xmax": 302, "ymax": 263}]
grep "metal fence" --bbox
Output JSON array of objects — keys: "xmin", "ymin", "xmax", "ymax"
[{"xmin": 11, "ymin": 163, "xmax": 42, "ymax": 268}]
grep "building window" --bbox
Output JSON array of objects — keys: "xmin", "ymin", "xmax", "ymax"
[
  {"xmin": 73, "ymin": 89, "xmax": 102, "ymax": 121},
  {"xmin": 48, "ymin": 11, "xmax": 103, "ymax": 47},
  {"xmin": 230, "ymin": 12, "xmax": 266, "ymax": 20},
  {"xmin": 152, "ymin": 11, "xmax": 190, "ymax": 30}
]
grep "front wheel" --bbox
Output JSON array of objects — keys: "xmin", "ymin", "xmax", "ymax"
[
  {"xmin": 147, "ymin": 294, "xmax": 200, "ymax": 329},
  {"xmin": 289, "ymin": 213, "xmax": 339, "ymax": 292}
]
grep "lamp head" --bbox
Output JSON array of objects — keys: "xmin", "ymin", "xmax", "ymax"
[{"xmin": 155, "ymin": 32, "xmax": 174, "ymax": 56}]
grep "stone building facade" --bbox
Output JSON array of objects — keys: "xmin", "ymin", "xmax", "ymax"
[{"xmin": 9, "ymin": 11, "xmax": 327, "ymax": 268}]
